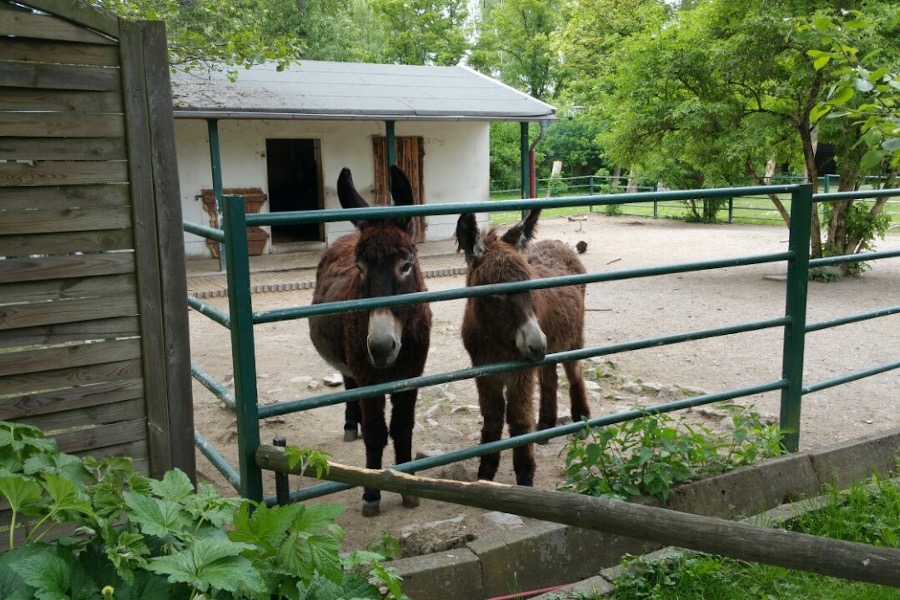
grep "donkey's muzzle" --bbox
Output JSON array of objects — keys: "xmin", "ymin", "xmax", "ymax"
[
  {"xmin": 367, "ymin": 309, "xmax": 402, "ymax": 368},
  {"xmin": 516, "ymin": 315, "xmax": 547, "ymax": 361}
]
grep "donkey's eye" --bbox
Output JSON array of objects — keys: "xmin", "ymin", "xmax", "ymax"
[{"xmin": 399, "ymin": 261, "xmax": 414, "ymax": 277}]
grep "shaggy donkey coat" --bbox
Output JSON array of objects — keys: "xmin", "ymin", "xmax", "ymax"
[
  {"xmin": 309, "ymin": 166, "xmax": 432, "ymax": 516},
  {"xmin": 456, "ymin": 209, "xmax": 590, "ymax": 486}
]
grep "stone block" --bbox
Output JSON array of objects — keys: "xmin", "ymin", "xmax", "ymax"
[
  {"xmin": 389, "ymin": 547, "xmax": 482, "ymax": 600},
  {"xmin": 808, "ymin": 428, "xmax": 900, "ymax": 490}
]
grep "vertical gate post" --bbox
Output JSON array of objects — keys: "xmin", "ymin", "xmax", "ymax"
[
  {"xmin": 779, "ymin": 184, "xmax": 813, "ymax": 452},
  {"xmin": 207, "ymin": 119, "xmax": 227, "ymax": 271},
  {"xmin": 222, "ymin": 196, "xmax": 264, "ymax": 501}
]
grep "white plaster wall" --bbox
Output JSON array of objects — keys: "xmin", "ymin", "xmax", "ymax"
[{"xmin": 175, "ymin": 119, "xmax": 490, "ymax": 257}]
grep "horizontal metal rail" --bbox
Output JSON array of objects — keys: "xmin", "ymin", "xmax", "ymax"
[
  {"xmin": 253, "ymin": 251, "xmax": 792, "ymax": 324},
  {"xmin": 809, "ymin": 248, "xmax": 900, "ymax": 268},
  {"xmin": 188, "ymin": 295, "xmax": 231, "ymax": 328},
  {"xmin": 802, "ymin": 360, "xmax": 900, "ymax": 395},
  {"xmin": 279, "ymin": 379, "xmax": 788, "ymax": 504},
  {"xmin": 245, "ymin": 185, "xmax": 801, "ymax": 227},
  {"xmin": 183, "ymin": 221, "xmax": 225, "ymax": 243},
  {"xmin": 806, "ymin": 305, "xmax": 900, "ymax": 333},
  {"xmin": 195, "ymin": 429, "xmax": 241, "ymax": 490},
  {"xmin": 257, "ymin": 316, "xmax": 790, "ymax": 419},
  {"xmin": 190, "ymin": 363, "xmax": 235, "ymax": 410},
  {"xmin": 815, "ymin": 189, "xmax": 900, "ymax": 202}
]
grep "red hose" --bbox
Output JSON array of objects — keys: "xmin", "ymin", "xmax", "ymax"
[{"xmin": 487, "ymin": 583, "xmax": 569, "ymax": 600}]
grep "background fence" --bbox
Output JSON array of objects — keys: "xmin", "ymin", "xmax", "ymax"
[{"xmin": 186, "ymin": 184, "xmax": 900, "ymax": 505}]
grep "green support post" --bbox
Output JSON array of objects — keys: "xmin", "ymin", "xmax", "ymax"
[
  {"xmin": 386, "ymin": 120, "xmax": 396, "ymax": 168},
  {"xmin": 207, "ymin": 119, "xmax": 226, "ymax": 272},
  {"xmin": 222, "ymin": 195, "xmax": 263, "ymax": 501},
  {"xmin": 520, "ymin": 122, "xmax": 529, "ymax": 218},
  {"xmin": 779, "ymin": 183, "xmax": 813, "ymax": 452}
]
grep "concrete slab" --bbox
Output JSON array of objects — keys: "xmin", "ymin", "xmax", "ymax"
[
  {"xmin": 390, "ymin": 547, "xmax": 482, "ymax": 600},
  {"xmin": 808, "ymin": 427, "xmax": 900, "ymax": 489}
]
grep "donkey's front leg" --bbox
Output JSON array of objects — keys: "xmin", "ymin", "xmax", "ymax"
[
  {"xmin": 389, "ymin": 390, "xmax": 419, "ymax": 508},
  {"xmin": 506, "ymin": 370, "xmax": 536, "ymax": 486},
  {"xmin": 359, "ymin": 394, "xmax": 388, "ymax": 516},
  {"xmin": 475, "ymin": 375, "xmax": 505, "ymax": 482}
]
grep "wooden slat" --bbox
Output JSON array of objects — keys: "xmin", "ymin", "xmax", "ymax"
[
  {"xmin": 0, "ymin": 229, "xmax": 133, "ymax": 257},
  {"xmin": 15, "ymin": 398, "xmax": 146, "ymax": 433},
  {"xmin": 0, "ymin": 38, "xmax": 120, "ymax": 66},
  {"xmin": 120, "ymin": 19, "xmax": 195, "ymax": 481},
  {"xmin": 12, "ymin": 0, "xmax": 120, "ymax": 38},
  {"xmin": 72, "ymin": 440, "xmax": 150, "ymax": 468},
  {"xmin": 0, "ymin": 378, "xmax": 143, "ymax": 421},
  {"xmin": 0, "ymin": 160, "xmax": 128, "ymax": 187},
  {"xmin": 54, "ymin": 418, "xmax": 147, "ymax": 454},
  {"xmin": 0, "ymin": 60, "xmax": 120, "ymax": 91},
  {"xmin": 0, "ymin": 87, "xmax": 123, "ymax": 112},
  {"xmin": 0, "ymin": 183, "xmax": 129, "ymax": 211},
  {"xmin": 0, "ymin": 316, "xmax": 140, "ymax": 348},
  {"xmin": 0, "ymin": 252, "xmax": 134, "ymax": 284},
  {"xmin": 0, "ymin": 11, "xmax": 116, "ymax": 45},
  {"xmin": 0, "ymin": 112, "xmax": 124, "ymax": 137},
  {"xmin": 0, "ymin": 294, "xmax": 139, "ymax": 332},
  {"xmin": 0, "ymin": 205, "xmax": 132, "ymax": 234},
  {"xmin": 0, "ymin": 137, "xmax": 127, "ymax": 161},
  {"xmin": 0, "ymin": 272, "xmax": 135, "ymax": 305},
  {"xmin": 0, "ymin": 358, "xmax": 142, "ymax": 397},
  {"xmin": 0, "ymin": 337, "xmax": 141, "ymax": 377}
]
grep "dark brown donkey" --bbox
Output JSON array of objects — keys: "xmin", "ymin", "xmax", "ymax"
[
  {"xmin": 309, "ymin": 166, "xmax": 432, "ymax": 516},
  {"xmin": 455, "ymin": 209, "xmax": 590, "ymax": 486}
]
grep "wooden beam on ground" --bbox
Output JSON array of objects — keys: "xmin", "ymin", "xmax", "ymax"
[{"xmin": 256, "ymin": 445, "xmax": 900, "ymax": 588}]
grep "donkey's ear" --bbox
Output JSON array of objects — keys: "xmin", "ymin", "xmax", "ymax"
[
  {"xmin": 455, "ymin": 213, "xmax": 484, "ymax": 260},
  {"xmin": 337, "ymin": 168, "xmax": 370, "ymax": 227},
  {"xmin": 501, "ymin": 209, "xmax": 541, "ymax": 250},
  {"xmin": 388, "ymin": 165, "xmax": 414, "ymax": 231}
]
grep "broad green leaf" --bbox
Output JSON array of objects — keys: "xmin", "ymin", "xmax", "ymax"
[
  {"xmin": 149, "ymin": 469, "xmax": 194, "ymax": 503},
  {"xmin": 882, "ymin": 138, "xmax": 900, "ymax": 152},
  {"xmin": 280, "ymin": 532, "xmax": 343, "ymax": 585},
  {"xmin": 293, "ymin": 503, "xmax": 345, "ymax": 535},
  {"xmin": 812, "ymin": 55, "xmax": 830, "ymax": 70},
  {"xmin": 829, "ymin": 85, "xmax": 855, "ymax": 106},
  {"xmin": 122, "ymin": 492, "xmax": 191, "ymax": 540},
  {"xmin": 9, "ymin": 549, "xmax": 70, "ymax": 600},
  {"xmin": 339, "ymin": 572, "xmax": 382, "ymax": 599},
  {"xmin": 855, "ymin": 78, "xmax": 874, "ymax": 92},
  {"xmin": 0, "ymin": 476, "xmax": 43, "ymax": 515},
  {"xmin": 42, "ymin": 473, "xmax": 93, "ymax": 518},
  {"xmin": 146, "ymin": 537, "xmax": 257, "ymax": 592},
  {"xmin": 859, "ymin": 149, "xmax": 884, "ymax": 173},
  {"xmin": 230, "ymin": 501, "xmax": 301, "ymax": 549}
]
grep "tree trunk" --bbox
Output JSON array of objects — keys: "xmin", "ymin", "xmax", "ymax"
[{"xmin": 745, "ymin": 158, "xmax": 790, "ymax": 226}]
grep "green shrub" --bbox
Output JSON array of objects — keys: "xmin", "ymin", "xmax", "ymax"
[
  {"xmin": 0, "ymin": 421, "xmax": 405, "ymax": 599},
  {"xmin": 559, "ymin": 408, "xmax": 785, "ymax": 502}
]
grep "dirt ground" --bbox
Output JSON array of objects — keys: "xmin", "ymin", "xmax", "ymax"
[{"xmin": 188, "ymin": 213, "xmax": 900, "ymax": 555}]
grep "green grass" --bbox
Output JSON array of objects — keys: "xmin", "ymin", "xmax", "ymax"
[{"xmin": 565, "ymin": 474, "xmax": 900, "ymax": 600}]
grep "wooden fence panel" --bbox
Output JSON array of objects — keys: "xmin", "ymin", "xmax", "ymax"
[{"xmin": 0, "ymin": 0, "xmax": 194, "ymax": 513}]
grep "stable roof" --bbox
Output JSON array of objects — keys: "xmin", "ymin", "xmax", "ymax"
[{"xmin": 170, "ymin": 60, "xmax": 556, "ymax": 122}]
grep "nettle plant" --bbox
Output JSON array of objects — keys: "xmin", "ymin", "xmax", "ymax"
[
  {"xmin": 559, "ymin": 407, "xmax": 785, "ymax": 502},
  {"xmin": 0, "ymin": 421, "xmax": 405, "ymax": 600}
]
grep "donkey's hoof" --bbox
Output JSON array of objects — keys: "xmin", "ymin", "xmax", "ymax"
[
  {"xmin": 343, "ymin": 429, "xmax": 359, "ymax": 442},
  {"xmin": 401, "ymin": 495, "xmax": 420, "ymax": 509},
  {"xmin": 361, "ymin": 501, "xmax": 381, "ymax": 517}
]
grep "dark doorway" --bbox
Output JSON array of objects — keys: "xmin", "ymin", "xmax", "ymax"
[{"xmin": 265, "ymin": 139, "xmax": 323, "ymax": 243}]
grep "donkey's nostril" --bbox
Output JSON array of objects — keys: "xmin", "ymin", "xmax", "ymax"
[{"xmin": 368, "ymin": 335, "xmax": 400, "ymax": 367}]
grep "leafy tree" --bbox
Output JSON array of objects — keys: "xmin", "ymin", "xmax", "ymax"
[
  {"xmin": 370, "ymin": 0, "xmax": 470, "ymax": 65},
  {"xmin": 469, "ymin": 0, "xmax": 562, "ymax": 101},
  {"xmin": 94, "ymin": 0, "xmax": 303, "ymax": 78},
  {"xmin": 259, "ymin": 0, "xmax": 385, "ymax": 63}
]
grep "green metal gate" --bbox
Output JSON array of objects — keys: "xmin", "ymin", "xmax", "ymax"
[{"xmin": 184, "ymin": 184, "xmax": 900, "ymax": 505}]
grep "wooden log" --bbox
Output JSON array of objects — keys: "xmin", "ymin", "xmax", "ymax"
[{"xmin": 256, "ymin": 446, "xmax": 900, "ymax": 588}]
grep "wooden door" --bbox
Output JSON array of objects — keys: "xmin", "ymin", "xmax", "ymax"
[{"xmin": 373, "ymin": 136, "xmax": 426, "ymax": 242}]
